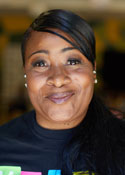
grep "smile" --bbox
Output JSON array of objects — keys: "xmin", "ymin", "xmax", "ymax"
[{"xmin": 46, "ymin": 92, "xmax": 74, "ymax": 104}]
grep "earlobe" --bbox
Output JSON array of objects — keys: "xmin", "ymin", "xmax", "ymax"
[
  {"xmin": 94, "ymin": 62, "xmax": 96, "ymax": 70},
  {"xmin": 24, "ymin": 73, "xmax": 27, "ymax": 88},
  {"xmin": 93, "ymin": 70, "xmax": 96, "ymax": 79},
  {"xmin": 93, "ymin": 70, "xmax": 97, "ymax": 84},
  {"xmin": 93, "ymin": 62, "xmax": 97, "ymax": 84}
]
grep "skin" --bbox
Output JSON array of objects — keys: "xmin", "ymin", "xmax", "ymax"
[{"xmin": 24, "ymin": 30, "xmax": 96, "ymax": 129}]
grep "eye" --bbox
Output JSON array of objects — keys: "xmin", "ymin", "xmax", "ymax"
[
  {"xmin": 67, "ymin": 58, "xmax": 82, "ymax": 65},
  {"xmin": 32, "ymin": 60, "xmax": 48, "ymax": 67}
]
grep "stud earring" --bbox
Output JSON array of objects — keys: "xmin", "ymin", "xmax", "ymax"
[
  {"xmin": 94, "ymin": 79, "xmax": 98, "ymax": 84},
  {"xmin": 24, "ymin": 74, "xmax": 27, "ymax": 78},
  {"xmin": 24, "ymin": 75, "xmax": 27, "ymax": 88},
  {"xmin": 93, "ymin": 70, "xmax": 96, "ymax": 74},
  {"xmin": 24, "ymin": 83, "xmax": 27, "ymax": 88}
]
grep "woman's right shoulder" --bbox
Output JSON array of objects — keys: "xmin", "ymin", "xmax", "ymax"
[{"xmin": 0, "ymin": 110, "xmax": 35, "ymax": 138}]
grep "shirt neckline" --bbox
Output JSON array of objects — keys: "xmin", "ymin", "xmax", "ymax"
[{"xmin": 29, "ymin": 110, "xmax": 79, "ymax": 140}]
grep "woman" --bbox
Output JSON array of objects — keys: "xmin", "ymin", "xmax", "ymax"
[{"xmin": 0, "ymin": 9, "xmax": 124, "ymax": 175}]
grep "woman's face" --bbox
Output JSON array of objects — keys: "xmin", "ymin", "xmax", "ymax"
[{"xmin": 24, "ymin": 30, "xmax": 96, "ymax": 129}]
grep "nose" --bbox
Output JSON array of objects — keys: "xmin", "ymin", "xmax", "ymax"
[{"xmin": 46, "ymin": 66, "xmax": 71, "ymax": 88}]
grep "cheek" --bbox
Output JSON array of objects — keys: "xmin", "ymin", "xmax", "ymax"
[
  {"xmin": 26, "ymin": 72, "xmax": 47, "ymax": 95},
  {"xmin": 72, "ymin": 70, "xmax": 94, "ymax": 90},
  {"xmin": 76, "ymin": 73, "xmax": 94, "ymax": 108},
  {"xmin": 72, "ymin": 71, "xmax": 94, "ymax": 106}
]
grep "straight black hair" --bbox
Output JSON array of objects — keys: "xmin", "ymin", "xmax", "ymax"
[
  {"xmin": 21, "ymin": 9, "xmax": 125, "ymax": 175},
  {"xmin": 21, "ymin": 9, "xmax": 95, "ymax": 67},
  {"xmin": 62, "ymin": 95, "xmax": 125, "ymax": 175}
]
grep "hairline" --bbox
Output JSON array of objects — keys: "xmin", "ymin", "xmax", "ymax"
[{"xmin": 22, "ymin": 28, "xmax": 95, "ymax": 67}]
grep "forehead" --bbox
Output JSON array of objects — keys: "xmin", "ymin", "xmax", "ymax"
[
  {"xmin": 29, "ymin": 28, "xmax": 74, "ymax": 42},
  {"xmin": 24, "ymin": 30, "xmax": 93, "ymax": 68},
  {"xmin": 25, "ymin": 30, "xmax": 76, "ymax": 55}
]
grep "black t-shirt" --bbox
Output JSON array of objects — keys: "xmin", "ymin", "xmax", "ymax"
[
  {"xmin": 0, "ymin": 110, "xmax": 77, "ymax": 175},
  {"xmin": 1, "ymin": 110, "xmax": 124, "ymax": 175}
]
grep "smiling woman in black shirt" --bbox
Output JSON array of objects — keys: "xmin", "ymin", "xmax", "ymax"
[{"xmin": 0, "ymin": 9, "xmax": 124, "ymax": 175}]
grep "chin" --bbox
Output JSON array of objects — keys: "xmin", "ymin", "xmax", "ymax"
[{"xmin": 47, "ymin": 110, "xmax": 74, "ymax": 123}]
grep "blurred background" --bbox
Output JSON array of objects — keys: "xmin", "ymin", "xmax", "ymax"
[{"xmin": 0, "ymin": 0, "xmax": 125, "ymax": 124}]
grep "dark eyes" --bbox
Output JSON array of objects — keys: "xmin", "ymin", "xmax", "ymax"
[
  {"xmin": 32, "ymin": 58, "xmax": 82, "ymax": 68},
  {"xmin": 67, "ymin": 58, "xmax": 82, "ymax": 65},
  {"xmin": 32, "ymin": 60, "xmax": 47, "ymax": 67}
]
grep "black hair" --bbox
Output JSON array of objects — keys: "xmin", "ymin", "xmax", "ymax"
[
  {"xmin": 62, "ymin": 95, "xmax": 125, "ymax": 175},
  {"xmin": 21, "ymin": 9, "xmax": 95, "ymax": 66},
  {"xmin": 21, "ymin": 9, "xmax": 125, "ymax": 175}
]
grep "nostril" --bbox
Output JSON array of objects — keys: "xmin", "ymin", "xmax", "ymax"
[
  {"xmin": 46, "ymin": 77, "xmax": 54, "ymax": 86},
  {"xmin": 64, "ymin": 77, "xmax": 71, "ymax": 84},
  {"xmin": 46, "ymin": 75, "xmax": 71, "ymax": 87},
  {"xmin": 54, "ymin": 80, "xmax": 64, "ymax": 88}
]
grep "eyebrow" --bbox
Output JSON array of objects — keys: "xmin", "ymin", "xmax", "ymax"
[
  {"xmin": 28, "ymin": 50, "xmax": 49, "ymax": 59},
  {"xmin": 28, "ymin": 47, "xmax": 76, "ymax": 59},
  {"xmin": 61, "ymin": 47, "xmax": 76, "ymax": 52}
]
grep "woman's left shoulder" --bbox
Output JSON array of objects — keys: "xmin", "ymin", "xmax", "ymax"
[
  {"xmin": 106, "ymin": 117, "xmax": 125, "ymax": 147},
  {"xmin": 108, "ymin": 117, "xmax": 125, "ymax": 133}
]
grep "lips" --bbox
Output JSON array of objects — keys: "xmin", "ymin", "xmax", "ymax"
[{"xmin": 46, "ymin": 92, "xmax": 74, "ymax": 104}]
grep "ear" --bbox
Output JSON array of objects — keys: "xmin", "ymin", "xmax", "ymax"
[
  {"xmin": 23, "ymin": 66, "xmax": 26, "ymax": 75},
  {"xmin": 94, "ymin": 61, "xmax": 96, "ymax": 71},
  {"xmin": 93, "ymin": 62, "xmax": 97, "ymax": 79}
]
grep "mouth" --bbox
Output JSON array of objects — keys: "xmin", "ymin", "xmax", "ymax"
[{"xmin": 46, "ymin": 91, "xmax": 74, "ymax": 104}]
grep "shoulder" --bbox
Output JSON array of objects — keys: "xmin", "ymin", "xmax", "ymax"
[
  {"xmin": 0, "ymin": 110, "xmax": 35, "ymax": 138},
  {"xmin": 100, "ymin": 116, "xmax": 125, "ymax": 144},
  {"xmin": 103, "ymin": 117, "xmax": 125, "ymax": 157},
  {"xmin": 94, "ymin": 116, "xmax": 125, "ymax": 154},
  {"xmin": 107, "ymin": 117, "xmax": 125, "ymax": 139}
]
